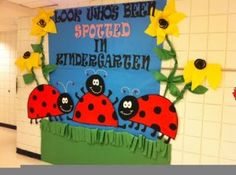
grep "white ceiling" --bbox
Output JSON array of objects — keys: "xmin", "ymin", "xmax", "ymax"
[
  {"xmin": 0, "ymin": 0, "xmax": 35, "ymax": 32},
  {"xmin": 8, "ymin": 0, "xmax": 58, "ymax": 8},
  {"xmin": 0, "ymin": 0, "xmax": 89, "ymax": 32}
]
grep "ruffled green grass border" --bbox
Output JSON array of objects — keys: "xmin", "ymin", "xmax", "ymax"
[{"xmin": 41, "ymin": 120, "xmax": 171, "ymax": 164}]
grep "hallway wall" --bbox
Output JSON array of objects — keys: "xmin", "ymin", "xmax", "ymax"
[{"xmin": 0, "ymin": 31, "xmax": 17, "ymax": 125}]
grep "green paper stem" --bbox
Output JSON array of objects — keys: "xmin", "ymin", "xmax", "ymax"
[
  {"xmin": 39, "ymin": 36, "xmax": 49, "ymax": 84},
  {"xmin": 31, "ymin": 68, "xmax": 39, "ymax": 86},
  {"xmin": 173, "ymin": 83, "xmax": 191, "ymax": 104},
  {"xmin": 163, "ymin": 35, "xmax": 178, "ymax": 97}
]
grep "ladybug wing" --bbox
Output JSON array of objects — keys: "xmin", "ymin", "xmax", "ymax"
[
  {"xmin": 73, "ymin": 93, "xmax": 118, "ymax": 127},
  {"xmin": 130, "ymin": 95, "xmax": 178, "ymax": 139},
  {"xmin": 28, "ymin": 84, "xmax": 63, "ymax": 119}
]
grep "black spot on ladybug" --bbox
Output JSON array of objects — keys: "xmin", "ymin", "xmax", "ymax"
[
  {"xmin": 53, "ymin": 104, "xmax": 57, "ymax": 108},
  {"xmin": 52, "ymin": 90, "xmax": 56, "ymax": 95},
  {"xmin": 37, "ymin": 85, "xmax": 44, "ymax": 92},
  {"xmin": 79, "ymin": 97, "xmax": 84, "ymax": 102},
  {"xmin": 75, "ymin": 111, "xmax": 81, "ymax": 118},
  {"xmin": 112, "ymin": 111, "xmax": 118, "ymax": 120},
  {"xmin": 30, "ymin": 108, "xmax": 34, "ymax": 113},
  {"xmin": 98, "ymin": 115, "xmax": 105, "ymax": 123},
  {"xmin": 33, "ymin": 95, "xmax": 37, "ymax": 100},
  {"xmin": 102, "ymin": 99, "xmax": 107, "ymax": 105},
  {"xmin": 142, "ymin": 95, "xmax": 149, "ymax": 101},
  {"xmin": 88, "ymin": 103, "xmax": 94, "ymax": 111},
  {"xmin": 154, "ymin": 106, "xmax": 162, "ymax": 114},
  {"xmin": 139, "ymin": 111, "xmax": 146, "ymax": 118},
  {"xmin": 47, "ymin": 113, "xmax": 51, "ymax": 117},
  {"xmin": 169, "ymin": 104, "xmax": 176, "ymax": 113},
  {"xmin": 42, "ymin": 101, "xmax": 47, "ymax": 107},
  {"xmin": 169, "ymin": 123, "xmax": 177, "ymax": 131}
]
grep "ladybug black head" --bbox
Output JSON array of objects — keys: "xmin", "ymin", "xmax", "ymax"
[
  {"xmin": 57, "ymin": 93, "xmax": 74, "ymax": 114},
  {"xmin": 86, "ymin": 74, "xmax": 105, "ymax": 96},
  {"xmin": 118, "ymin": 95, "xmax": 139, "ymax": 120}
]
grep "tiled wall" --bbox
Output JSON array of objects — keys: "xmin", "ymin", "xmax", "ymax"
[
  {"xmin": 166, "ymin": 0, "xmax": 236, "ymax": 165},
  {"xmin": 15, "ymin": 0, "xmax": 236, "ymax": 164},
  {"xmin": 0, "ymin": 32, "xmax": 17, "ymax": 125}
]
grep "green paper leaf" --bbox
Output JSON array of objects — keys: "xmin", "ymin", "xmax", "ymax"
[
  {"xmin": 43, "ymin": 64, "xmax": 57, "ymax": 76},
  {"xmin": 172, "ymin": 75, "xmax": 184, "ymax": 83},
  {"xmin": 169, "ymin": 83, "xmax": 181, "ymax": 97},
  {"xmin": 189, "ymin": 85, "xmax": 208, "ymax": 94},
  {"xmin": 31, "ymin": 44, "xmax": 43, "ymax": 53},
  {"xmin": 153, "ymin": 47, "xmax": 175, "ymax": 61},
  {"xmin": 23, "ymin": 73, "xmax": 35, "ymax": 84},
  {"xmin": 153, "ymin": 71, "xmax": 168, "ymax": 82}
]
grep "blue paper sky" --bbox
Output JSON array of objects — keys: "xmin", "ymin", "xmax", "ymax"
[{"xmin": 49, "ymin": 0, "xmax": 167, "ymax": 140}]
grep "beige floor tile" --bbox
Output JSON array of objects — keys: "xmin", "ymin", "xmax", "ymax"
[{"xmin": 0, "ymin": 127, "xmax": 49, "ymax": 168}]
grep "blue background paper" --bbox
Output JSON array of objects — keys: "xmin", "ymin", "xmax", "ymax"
[{"xmin": 49, "ymin": 0, "xmax": 166, "ymax": 140}]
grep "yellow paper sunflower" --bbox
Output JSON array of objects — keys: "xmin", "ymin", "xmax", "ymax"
[
  {"xmin": 145, "ymin": 0, "xmax": 186, "ymax": 45},
  {"xmin": 183, "ymin": 59, "xmax": 222, "ymax": 91},
  {"xmin": 31, "ymin": 9, "xmax": 57, "ymax": 37},
  {"xmin": 15, "ymin": 51, "xmax": 40, "ymax": 72}
]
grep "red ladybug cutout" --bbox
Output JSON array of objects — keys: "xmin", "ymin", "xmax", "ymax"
[
  {"xmin": 28, "ymin": 82, "xmax": 74, "ymax": 124},
  {"xmin": 69, "ymin": 72, "xmax": 119, "ymax": 127},
  {"xmin": 233, "ymin": 88, "xmax": 236, "ymax": 100},
  {"xmin": 118, "ymin": 89, "xmax": 178, "ymax": 144}
]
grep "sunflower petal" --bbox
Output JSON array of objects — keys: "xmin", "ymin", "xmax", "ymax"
[
  {"xmin": 168, "ymin": 12, "xmax": 186, "ymax": 24},
  {"xmin": 156, "ymin": 28, "xmax": 166, "ymax": 45},
  {"xmin": 25, "ymin": 59, "xmax": 33, "ymax": 71},
  {"xmin": 31, "ymin": 53, "xmax": 40, "ymax": 68},
  {"xmin": 183, "ymin": 60, "xmax": 195, "ymax": 84},
  {"xmin": 166, "ymin": 24, "xmax": 179, "ymax": 36},
  {"xmin": 151, "ymin": 9, "xmax": 161, "ymax": 23},
  {"xmin": 191, "ymin": 69, "xmax": 207, "ymax": 91},
  {"xmin": 207, "ymin": 64, "xmax": 222, "ymax": 89},
  {"xmin": 45, "ymin": 9, "xmax": 54, "ymax": 17},
  {"xmin": 145, "ymin": 25, "xmax": 157, "ymax": 37},
  {"xmin": 15, "ymin": 58, "xmax": 26, "ymax": 72},
  {"xmin": 164, "ymin": 0, "xmax": 176, "ymax": 16},
  {"xmin": 44, "ymin": 20, "xmax": 57, "ymax": 33},
  {"xmin": 31, "ymin": 23, "xmax": 47, "ymax": 36},
  {"xmin": 156, "ymin": 34, "xmax": 166, "ymax": 45}
]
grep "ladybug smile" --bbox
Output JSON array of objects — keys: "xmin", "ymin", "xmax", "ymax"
[
  {"xmin": 120, "ymin": 110, "xmax": 134, "ymax": 116},
  {"xmin": 59, "ymin": 105, "xmax": 73, "ymax": 113},
  {"xmin": 90, "ymin": 86, "xmax": 102, "ymax": 94}
]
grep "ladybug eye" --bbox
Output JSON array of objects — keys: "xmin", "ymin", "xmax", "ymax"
[
  {"xmin": 92, "ymin": 79, "xmax": 96, "ymax": 85},
  {"xmin": 95, "ymin": 79, "xmax": 99, "ymax": 86},
  {"xmin": 62, "ymin": 97, "xmax": 67, "ymax": 104},
  {"xmin": 123, "ymin": 101, "xmax": 128, "ymax": 108},
  {"xmin": 92, "ymin": 79, "xmax": 99, "ymax": 86},
  {"xmin": 127, "ymin": 101, "xmax": 132, "ymax": 109}
]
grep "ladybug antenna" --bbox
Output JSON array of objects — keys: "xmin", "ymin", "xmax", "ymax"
[
  {"xmin": 132, "ymin": 88, "xmax": 140, "ymax": 96},
  {"xmin": 96, "ymin": 69, "xmax": 108, "ymax": 78},
  {"xmin": 85, "ymin": 69, "xmax": 95, "ymax": 77},
  {"xmin": 56, "ymin": 81, "xmax": 66, "ymax": 92},
  {"xmin": 121, "ymin": 87, "xmax": 131, "ymax": 95},
  {"xmin": 65, "ymin": 81, "xmax": 75, "ymax": 92}
]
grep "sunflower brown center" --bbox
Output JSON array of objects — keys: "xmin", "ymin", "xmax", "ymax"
[
  {"xmin": 23, "ymin": 51, "xmax": 31, "ymax": 59},
  {"xmin": 159, "ymin": 18, "xmax": 169, "ymax": 29},
  {"xmin": 194, "ymin": 59, "xmax": 207, "ymax": 70},
  {"xmin": 38, "ymin": 19, "xmax": 46, "ymax": 28}
]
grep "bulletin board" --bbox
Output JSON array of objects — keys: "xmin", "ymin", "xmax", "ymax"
[{"xmin": 41, "ymin": 0, "xmax": 172, "ymax": 164}]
